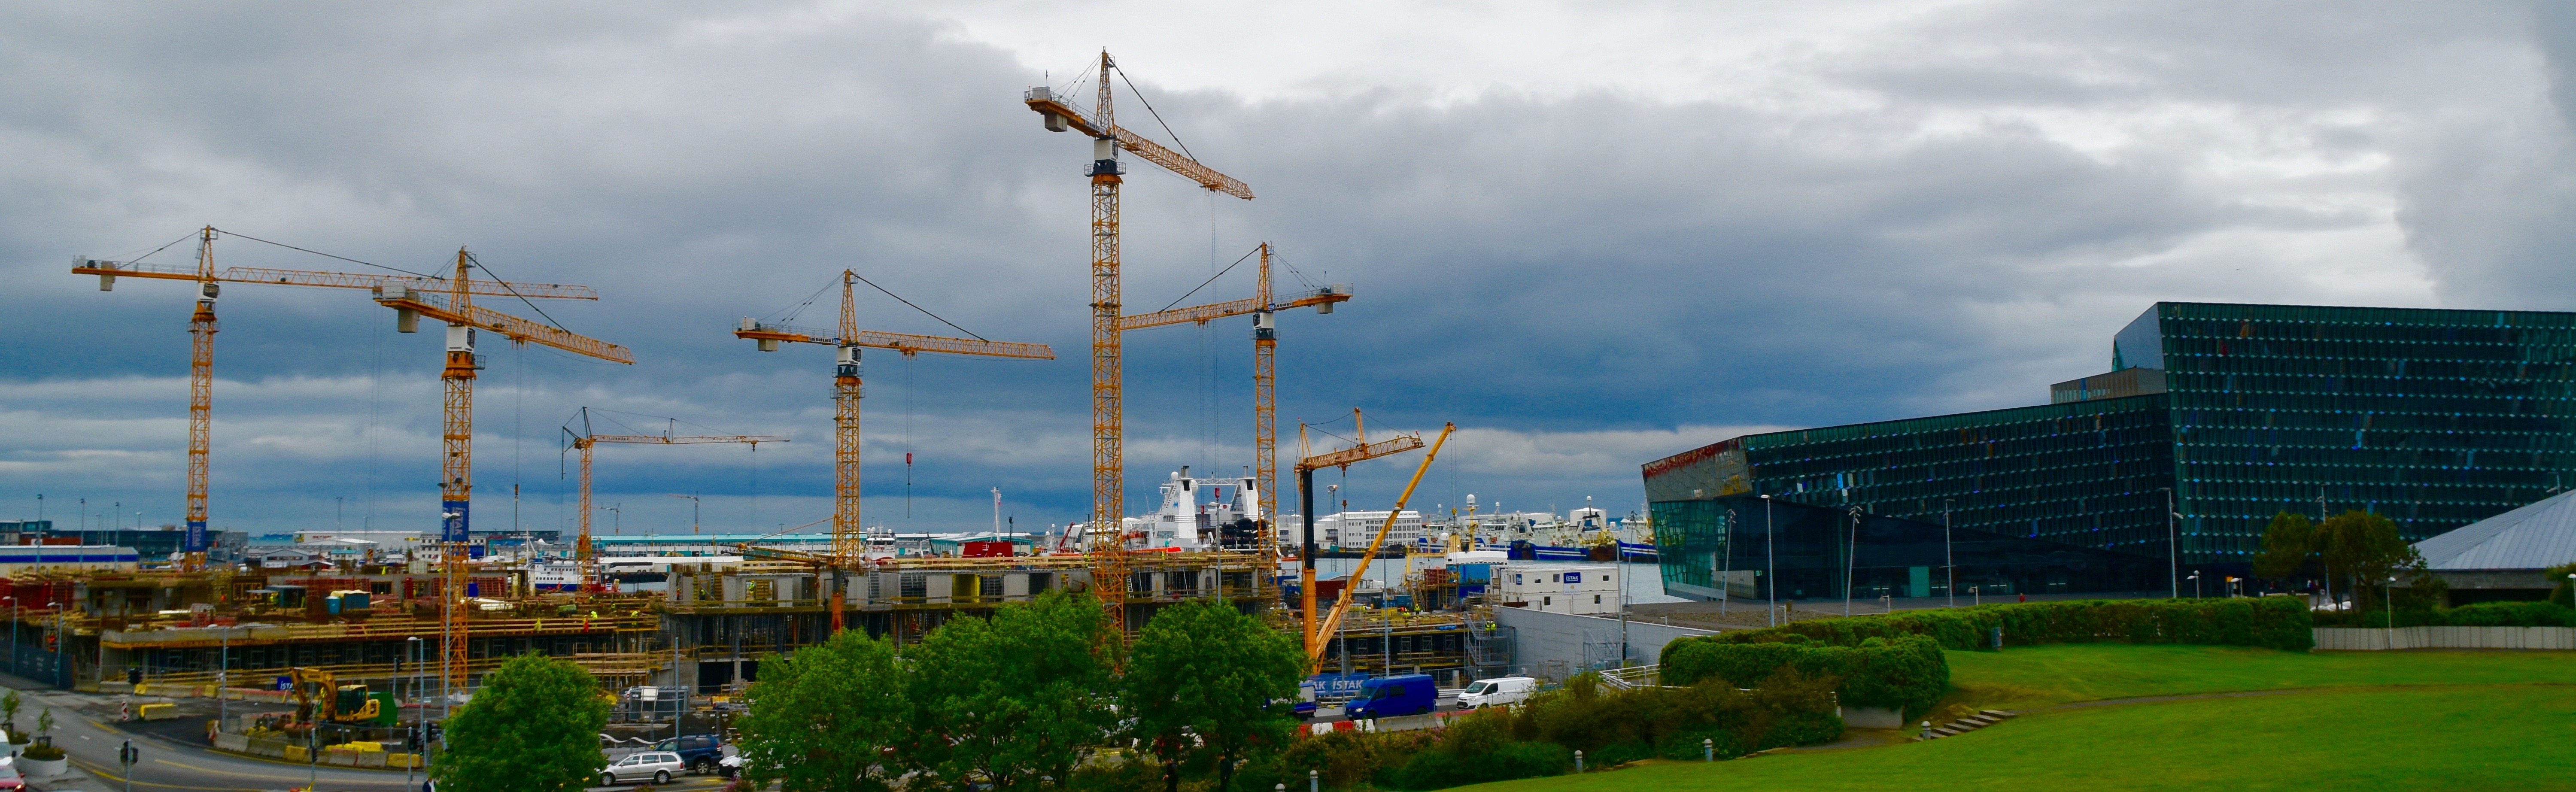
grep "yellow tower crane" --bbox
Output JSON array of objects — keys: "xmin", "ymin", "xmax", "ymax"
[
  {"xmin": 1119, "ymin": 243, "xmax": 1349, "ymax": 576},
  {"xmin": 565, "ymin": 408, "xmax": 785, "ymax": 589},
  {"xmin": 734, "ymin": 270, "xmax": 1054, "ymax": 632},
  {"xmin": 1025, "ymin": 50, "xmax": 1254, "ymax": 639},
  {"xmin": 73, "ymin": 228, "xmax": 595, "ymax": 567},
  {"xmin": 371, "ymin": 249, "xmax": 632, "ymax": 698}
]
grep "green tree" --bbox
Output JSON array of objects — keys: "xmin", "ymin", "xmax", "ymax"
[
  {"xmin": 1126, "ymin": 599, "xmax": 1306, "ymax": 792},
  {"xmin": 2318, "ymin": 510, "xmax": 2428, "ymax": 612},
  {"xmin": 2549, "ymin": 562, "xmax": 2576, "ymax": 608},
  {"xmin": 735, "ymin": 628, "xmax": 911, "ymax": 791},
  {"xmin": 907, "ymin": 589, "xmax": 1115, "ymax": 789},
  {"xmin": 2252, "ymin": 511, "xmax": 2317, "ymax": 585},
  {"xmin": 432, "ymin": 653, "xmax": 611, "ymax": 792}
]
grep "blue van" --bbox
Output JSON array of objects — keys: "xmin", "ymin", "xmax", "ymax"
[{"xmin": 1343, "ymin": 674, "xmax": 1438, "ymax": 719}]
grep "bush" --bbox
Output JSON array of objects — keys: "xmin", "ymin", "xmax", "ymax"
[
  {"xmin": 1389, "ymin": 739, "xmax": 1567, "ymax": 789},
  {"xmin": 1519, "ymin": 670, "xmax": 1843, "ymax": 757},
  {"xmin": 1234, "ymin": 729, "xmax": 1434, "ymax": 791},
  {"xmin": 1680, "ymin": 597, "xmax": 2314, "ymax": 652},
  {"xmin": 1660, "ymin": 634, "xmax": 1949, "ymax": 718}
]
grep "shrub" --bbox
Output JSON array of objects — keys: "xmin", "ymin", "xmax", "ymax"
[
  {"xmin": 1519, "ymin": 669, "xmax": 1844, "ymax": 757},
  {"xmin": 1660, "ymin": 634, "xmax": 1949, "ymax": 718},
  {"xmin": 1679, "ymin": 597, "xmax": 2314, "ymax": 652},
  {"xmin": 1389, "ymin": 738, "xmax": 1567, "ymax": 789},
  {"xmin": 1234, "ymin": 729, "xmax": 1434, "ymax": 791}
]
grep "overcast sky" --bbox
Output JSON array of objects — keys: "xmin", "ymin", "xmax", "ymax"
[{"xmin": 4, "ymin": 1, "xmax": 2572, "ymax": 538}]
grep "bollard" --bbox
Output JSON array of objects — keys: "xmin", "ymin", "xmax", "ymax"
[
  {"xmin": 1920, "ymin": 720, "xmax": 1932, "ymax": 740},
  {"xmin": 1310, "ymin": 768, "xmax": 1319, "ymax": 792},
  {"xmin": 1277, "ymin": 786, "xmax": 1286, "ymax": 792},
  {"xmin": 1575, "ymin": 749, "xmax": 1584, "ymax": 773},
  {"xmin": 1704, "ymin": 737, "xmax": 1714, "ymax": 762}
]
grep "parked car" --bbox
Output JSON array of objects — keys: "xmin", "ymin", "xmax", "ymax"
[
  {"xmin": 600, "ymin": 751, "xmax": 684, "ymax": 786},
  {"xmin": 1343, "ymin": 674, "xmax": 1438, "ymax": 720},
  {"xmin": 1289, "ymin": 680, "xmax": 1318, "ymax": 720},
  {"xmin": 651, "ymin": 734, "xmax": 726, "ymax": 774},
  {"xmin": 1457, "ymin": 676, "xmax": 1537, "ymax": 710},
  {"xmin": 718, "ymin": 753, "xmax": 742, "ymax": 780},
  {"xmin": 0, "ymin": 758, "xmax": 22, "ymax": 791}
]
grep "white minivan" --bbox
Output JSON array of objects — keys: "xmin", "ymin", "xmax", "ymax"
[{"xmin": 1457, "ymin": 677, "xmax": 1537, "ymax": 709}]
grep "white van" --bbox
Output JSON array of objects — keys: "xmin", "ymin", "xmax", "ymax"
[{"xmin": 1457, "ymin": 677, "xmax": 1537, "ymax": 709}]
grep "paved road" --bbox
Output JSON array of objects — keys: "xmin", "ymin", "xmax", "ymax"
[{"xmin": 0, "ymin": 676, "xmax": 731, "ymax": 792}]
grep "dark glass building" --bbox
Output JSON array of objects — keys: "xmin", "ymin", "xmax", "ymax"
[
  {"xmin": 1645, "ymin": 302, "xmax": 2576, "ymax": 593},
  {"xmin": 1654, "ymin": 496, "xmax": 2164, "ymax": 602}
]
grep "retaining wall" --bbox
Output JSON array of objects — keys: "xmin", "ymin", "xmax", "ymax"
[{"xmin": 2312, "ymin": 626, "xmax": 2576, "ymax": 650}]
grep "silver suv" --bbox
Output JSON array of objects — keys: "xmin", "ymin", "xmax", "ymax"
[{"xmin": 601, "ymin": 751, "xmax": 684, "ymax": 786}]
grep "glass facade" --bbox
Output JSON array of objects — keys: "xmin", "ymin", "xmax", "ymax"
[
  {"xmin": 2142, "ymin": 303, "xmax": 2576, "ymax": 559},
  {"xmin": 1644, "ymin": 301, "xmax": 2576, "ymax": 580},
  {"xmin": 1651, "ymin": 495, "xmax": 2164, "ymax": 602}
]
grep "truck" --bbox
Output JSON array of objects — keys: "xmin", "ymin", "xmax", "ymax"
[{"xmin": 1343, "ymin": 674, "xmax": 1438, "ymax": 720}]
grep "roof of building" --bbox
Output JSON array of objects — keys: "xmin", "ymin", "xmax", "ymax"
[{"xmin": 2416, "ymin": 489, "xmax": 2576, "ymax": 571}]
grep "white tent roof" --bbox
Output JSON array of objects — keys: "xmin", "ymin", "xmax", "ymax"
[{"xmin": 2415, "ymin": 489, "xmax": 2576, "ymax": 571}]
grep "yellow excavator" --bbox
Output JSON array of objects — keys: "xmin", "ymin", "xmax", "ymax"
[{"xmin": 289, "ymin": 668, "xmax": 399, "ymax": 728}]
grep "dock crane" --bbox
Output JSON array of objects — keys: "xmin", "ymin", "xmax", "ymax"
[
  {"xmin": 1120, "ymin": 243, "xmax": 1350, "ymax": 573},
  {"xmin": 734, "ymin": 270, "xmax": 1054, "ymax": 632},
  {"xmin": 373, "ymin": 248, "xmax": 632, "ymax": 697},
  {"xmin": 565, "ymin": 408, "xmax": 784, "ymax": 589},
  {"xmin": 72, "ymin": 227, "xmax": 595, "ymax": 567},
  {"xmin": 1293, "ymin": 412, "xmax": 1449, "ymax": 661},
  {"xmin": 1026, "ymin": 50, "xmax": 1255, "ymax": 639}
]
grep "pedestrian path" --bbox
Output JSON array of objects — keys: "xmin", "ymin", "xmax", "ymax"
[{"xmin": 1911, "ymin": 709, "xmax": 2014, "ymax": 740}]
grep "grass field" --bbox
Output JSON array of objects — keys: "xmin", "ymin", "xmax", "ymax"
[
  {"xmin": 1459, "ymin": 645, "xmax": 2576, "ymax": 791},
  {"xmin": 1941, "ymin": 644, "xmax": 2576, "ymax": 714},
  {"xmin": 1466, "ymin": 684, "xmax": 2576, "ymax": 791}
]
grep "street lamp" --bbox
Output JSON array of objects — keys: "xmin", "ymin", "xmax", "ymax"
[
  {"xmin": 2188, "ymin": 570, "xmax": 2201, "ymax": 600},
  {"xmin": 2385, "ymin": 575, "xmax": 2399, "ymax": 649},
  {"xmin": 1844, "ymin": 506, "xmax": 1861, "ymax": 617},
  {"xmin": 1761, "ymin": 495, "xmax": 1777, "ymax": 627},
  {"xmin": 1719, "ymin": 507, "xmax": 1735, "ymax": 617},
  {"xmin": 1943, "ymin": 499, "xmax": 1955, "ymax": 609},
  {"xmin": 2157, "ymin": 488, "xmax": 2178, "ymax": 599}
]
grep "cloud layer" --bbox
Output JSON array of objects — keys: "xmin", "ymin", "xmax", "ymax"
[{"xmin": 3, "ymin": 1, "xmax": 2570, "ymax": 534}]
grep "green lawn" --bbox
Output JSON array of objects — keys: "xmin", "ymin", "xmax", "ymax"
[
  {"xmin": 1942, "ymin": 644, "xmax": 2576, "ymax": 713},
  {"xmin": 1464, "ymin": 684, "xmax": 2576, "ymax": 791}
]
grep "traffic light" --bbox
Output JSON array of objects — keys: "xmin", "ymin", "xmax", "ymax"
[
  {"xmin": 126, "ymin": 668, "xmax": 141, "ymax": 686},
  {"xmin": 118, "ymin": 739, "xmax": 138, "ymax": 766}
]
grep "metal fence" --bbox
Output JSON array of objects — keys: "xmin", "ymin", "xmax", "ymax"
[{"xmin": 2312, "ymin": 626, "xmax": 2576, "ymax": 650}]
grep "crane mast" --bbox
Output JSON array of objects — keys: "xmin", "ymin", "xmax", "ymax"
[
  {"xmin": 735, "ymin": 271, "xmax": 1054, "ymax": 633},
  {"xmin": 373, "ymin": 249, "xmax": 632, "ymax": 699},
  {"xmin": 1028, "ymin": 50, "xmax": 1255, "ymax": 639},
  {"xmin": 566, "ymin": 410, "xmax": 783, "ymax": 590},
  {"xmin": 73, "ymin": 229, "xmax": 595, "ymax": 573},
  {"xmin": 1118, "ymin": 243, "xmax": 1351, "ymax": 579}
]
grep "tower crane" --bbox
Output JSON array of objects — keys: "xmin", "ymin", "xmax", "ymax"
[
  {"xmin": 564, "ymin": 408, "xmax": 784, "ymax": 589},
  {"xmin": 1119, "ymin": 243, "xmax": 1350, "ymax": 574},
  {"xmin": 1297, "ymin": 419, "xmax": 1455, "ymax": 668},
  {"xmin": 734, "ymin": 270, "xmax": 1054, "ymax": 632},
  {"xmin": 71, "ymin": 227, "xmax": 595, "ymax": 567},
  {"xmin": 372, "ymin": 249, "xmax": 632, "ymax": 697},
  {"xmin": 1026, "ymin": 50, "xmax": 1254, "ymax": 639}
]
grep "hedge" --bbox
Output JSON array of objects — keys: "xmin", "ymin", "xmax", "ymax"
[
  {"xmin": 1680, "ymin": 597, "xmax": 2315, "ymax": 652},
  {"xmin": 1659, "ymin": 634, "xmax": 1948, "ymax": 717},
  {"xmin": 2315, "ymin": 601, "xmax": 2576, "ymax": 628}
]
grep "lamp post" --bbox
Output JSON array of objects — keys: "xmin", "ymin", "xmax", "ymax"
[
  {"xmin": 1719, "ymin": 508, "xmax": 1735, "ymax": 616},
  {"xmin": 2385, "ymin": 575, "xmax": 2398, "ymax": 649},
  {"xmin": 2188, "ymin": 570, "xmax": 2200, "ymax": 600},
  {"xmin": 1943, "ymin": 499, "xmax": 1955, "ymax": 609},
  {"xmin": 2157, "ymin": 488, "xmax": 2178, "ymax": 599},
  {"xmin": 1844, "ymin": 506, "xmax": 1861, "ymax": 617},
  {"xmin": 1761, "ymin": 495, "xmax": 1777, "ymax": 627}
]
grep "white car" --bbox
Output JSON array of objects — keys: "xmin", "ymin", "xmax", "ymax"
[
  {"xmin": 601, "ymin": 751, "xmax": 684, "ymax": 786},
  {"xmin": 1457, "ymin": 677, "xmax": 1537, "ymax": 709}
]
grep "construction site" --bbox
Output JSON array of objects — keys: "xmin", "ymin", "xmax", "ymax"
[{"xmin": 18, "ymin": 50, "xmax": 1538, "ymax": 763}]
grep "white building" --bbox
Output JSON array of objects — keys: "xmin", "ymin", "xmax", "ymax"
[
  {"xmin": 1492, "ymin": 564, "xmax": 1622, "ymax": 615},
  {"xmin": 1315, "ymin": 510, "xmax": 1424, "ymax": 548}
]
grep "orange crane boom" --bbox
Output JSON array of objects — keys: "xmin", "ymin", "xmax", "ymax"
[
  {"xmin": 734, "ymin": 270, "xmax": 1054, "ymax": 632},
  {"xmin": 372, "ymin": 248, "xmax": 629, "ymax": 699},
  {"xmin": 1027, "ymin": 51, "xmax": 1252, "ymax": 641},
  {"xmin": 566, "ymin": 408, "xmax": 784, "ymax": 589},
  {"xmin": 1119, "ymin": 243, "xmax": 1351, "ymax": 581},
  {"xmin": 1292, "ymin": 410, "xmax": 1430, "ymax": 656},
  {"xmin": 71, "ymin": 227, "xmax": 595, "ymax": 568},
  {"xmin": 1301, "ymin": 421, "xmax": 1455, "ymax": 668}
]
